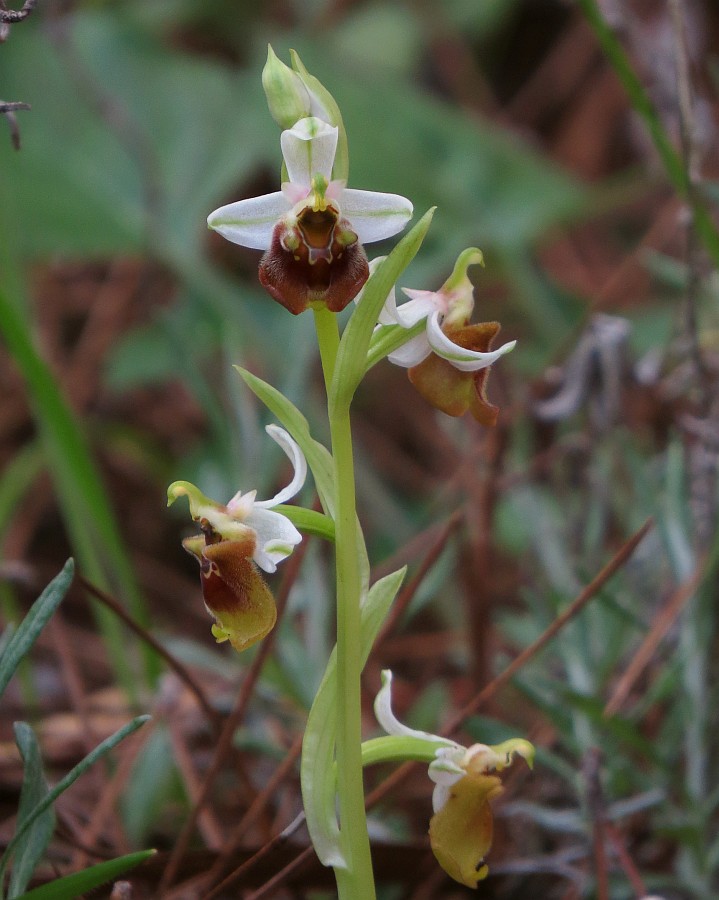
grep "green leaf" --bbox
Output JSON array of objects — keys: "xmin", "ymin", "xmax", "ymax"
[
  {"xmin": 330, "ymin": 208, "xmax": 434, "ymax": 413},
  {"xmin": 235, "ymin": 368, "xmax": 336, "ymax": 517},
  {"xmin": 301, "ymin": 567, "xmax": 406, "ymax": 867},
  {"xmin": 0, "ymin": 560, "xmax": 74, "ymax": 700},
  {"xmin": 13, "ymin": 850, "xmax": 155, "ymax": 900},
  {"xmin": 0, "ymin": 717, "xmax": 151, "ymax": 890},
  {"xmin": 7, "ymin": 725, "xmax": 55, "ymax": 898}
]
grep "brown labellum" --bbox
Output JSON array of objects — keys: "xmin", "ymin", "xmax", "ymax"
[{"xmin": 259, "ymin": 205, "xmax": 369, "ymax": 315}]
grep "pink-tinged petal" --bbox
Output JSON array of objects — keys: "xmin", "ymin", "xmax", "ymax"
[
  {"xmin": 339, "ymin": 189, "xmax": 413, "ymax": 243},
  {"xmin": 401, "ymin": 288, "xmax": 448, "ymax": 320},
  {"xmin": 254, "ymin": 425, "xmax": 307, "ymax": 509},
  {"xmin": 426, "ymin": 311, "xmax": 516, "ymax": 371},
  {"xmin": 282, "ymin": 182, "xmax": 310, "ymax": 205},
  {"xmin": 388, "ymin": 332, "xmax": 431, "ymax": 368},
  {"xmin": 281, "ymin": 117, "xmax": 338, "ymax": 187},
  {"xmin": 208, "ymin": 193, "xmax": 290, "ymax": 250},
  {"xmin": 390, "ymin": 294, "xmax": 439, "ymax": 328}
]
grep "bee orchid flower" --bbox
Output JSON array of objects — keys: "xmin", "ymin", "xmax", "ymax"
[
  {"xmin": 366, "ymin": 249, "xmax": 516, "ymax": 424},
  {"xmin": 167, "ymin": 425, "xmax": 306, "ymax": 652},
  {"xmin": 207, "ymin": 116, "xmax": 413, "ymax": 315},
  {"xmin": 374, "ymin": 670, "xmax": 534, "ymax": 888}
]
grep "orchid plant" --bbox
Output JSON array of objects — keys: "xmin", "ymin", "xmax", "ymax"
[{"xmin": 170, "ymin": 47, "xmax": 533, "ymax": 898}]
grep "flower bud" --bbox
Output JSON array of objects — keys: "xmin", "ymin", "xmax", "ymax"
[
  {"xmin": 262, "ymin": 45, "xmax": 312, "ymax": 129},
  {"xmin": 290, "ymin": 50, "xmax": 349, "ymax": 182}
]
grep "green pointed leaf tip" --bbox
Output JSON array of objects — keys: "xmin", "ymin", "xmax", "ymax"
[
  {"xmin": 301, "ymin": 567, "xmax": 406, "ymax": 866},
  {"xmin": 331, "ymin": 207, "xmax": 435, "ymax": 412},
  {"xmin": 13, "ymin": 849, "xmax": 156, "ymax": 900},
  {"xmin": 0, "ymin": 559, "xmax": 74, "ymax": 700},
  {"xmin": 234, "ymin": 366, "xmax": 337, "ymax": 517}
]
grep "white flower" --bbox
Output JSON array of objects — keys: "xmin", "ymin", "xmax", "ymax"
[
  {"xmin": 167, "ymin": 424, "xmax": 306, "ymax": 573},
  {"xmin": 207, "ymin": 116, "xmax": 412, "ymax": 253},
  {"xmin": 369, "ymin": 248, "xmax": 516, "ymax": 370}
]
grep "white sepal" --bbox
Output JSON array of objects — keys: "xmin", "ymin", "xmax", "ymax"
[{"xmin": 426, "ymin": 311, "xmax": 517, "ymax": 371}]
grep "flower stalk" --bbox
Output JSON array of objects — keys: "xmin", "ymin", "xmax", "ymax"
[{"xmin": 314, "ymin": 306, "xmax": 376, "ymax": 899}]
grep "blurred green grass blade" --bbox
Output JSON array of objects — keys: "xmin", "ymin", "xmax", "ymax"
[
  {"xmin": 13, "ymin": 850, "xmax": 155, "ymax": 900},
  {"xmin": 0, "ymin": 560, "xmax": 74, "ymax": 700},
  {"xmin": 0, "ymin": 716, "xmax": 151, "ymax": 890},
  {"xmin": 0, "ymin": 443, "xmax": 45, "ymax": 537},
  {"xmin": 0, "ymin": 281, "xmax": 158, "ymax": 692},
  {"xmin": 577, "ymin": 0, "xmax": 719, "ymax": 266},
  {"xmin": 7, "ymin": 725, "xmax": 55, "ymax": 899},
  {"xmin": 301, "ymin": 566, "xmax": 406, "ymax": 867}
]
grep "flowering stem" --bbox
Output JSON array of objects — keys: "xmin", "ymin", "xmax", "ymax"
[{"xmin": 313, "ymin": 306, "xmax": 376, "ymax": 899}]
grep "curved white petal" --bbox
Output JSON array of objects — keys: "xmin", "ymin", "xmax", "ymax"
[
  {"xmin": 340, "ymin": 189, "xmax": 413, "ymax": 243},
  {"xmin": 392, "ymin": 292, "xmax": 439, "ymax": 327},
  {"xmin": 255, "ymin": 425, "xmax": 307, "ymax": 509},
  {"xmin": 208, "ymin": 193, "xmax": 290, "ymax": 250},
  {"xmin": 374, "ymin": 670, "xmax": 450, "ymax": 743},
  {"xmin": 426, "ymin": 311, "xmax": 517, "ymax": 372},
  {"xmin": 281, "ymin": 117, "xmax": 338, "ymax": 186},
  {"xmin": 245, "ymin": 507, "xmax": 302, "ymax": 573},
  {"xmin": 388, "ymin": 333, "xmax": 431, "ymax": 368}
]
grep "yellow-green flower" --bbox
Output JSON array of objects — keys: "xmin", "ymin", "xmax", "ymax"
[{"xmin": 374, "ymin": 670, "xmax": 534, "ymax": 888}]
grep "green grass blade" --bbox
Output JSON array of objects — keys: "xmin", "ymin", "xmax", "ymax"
[
  {"xmin": 13, "ymin": 850, "xmax": 155, "ymax": 900},
  {"xmin": 0, "ymin": 716, "xmax": 151, "ymax": 889},
  {"xmin": 0, "ymin": 560, "xmax": 74, "ymax": 700},
  {"xmin": 0, "ymin": 281, "xmax": 158, "ymax": 692},
  {"xmin": 577, "ymin": 0, "xmax": 719, "ymax": 266},
  {"xmin": 7, "ymin": 725, "xmax": 55, "ymax": 899}
]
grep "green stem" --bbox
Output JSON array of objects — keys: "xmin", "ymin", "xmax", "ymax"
[{"xmin": 313, "ymin": 307, "xmax": 376, "ymax": 900}]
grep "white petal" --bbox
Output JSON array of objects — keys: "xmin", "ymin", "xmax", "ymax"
[
  {"xmin": 207, "ymin": 193, "xmax": 290, "ymax": 250},
  {"xmin": 340, "ymin": 189, "xmax": 413, "ymax": 243},
  {"xmin": 387, "ymin": 333, "xmax": 431, "ymax": 368},
  {"xmin": 426, "ymin": 311, "xmax": 517, "ymax": 372},
  {"xmin": 245, "ymin": 507, "xmax": 302, "ymax": 573},
  {"xmin": 281, "ymin": 117, "xmax": 338, "ymax": 187},
  {"xmin": 374, "ymin": 670, "xmax": 450, "ymax": 743},
  {"xmin": 226, "ymin": 489, "xmax": 257, "ymax": 518},
  {"xmin": 255, "ymin": 425, "xmax": 307, "ymax": 508},
  {"xmin": 394, "ymin": 290, "xmax": 441, "ymax": 327}
]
